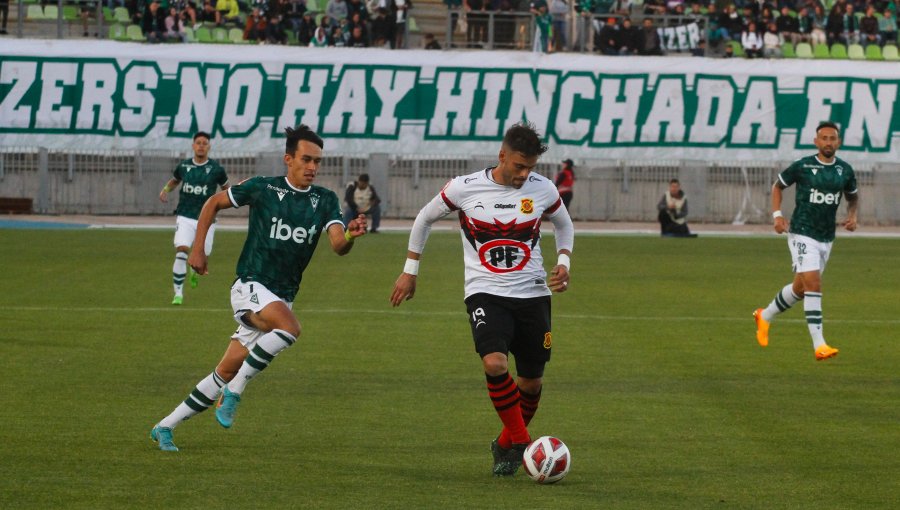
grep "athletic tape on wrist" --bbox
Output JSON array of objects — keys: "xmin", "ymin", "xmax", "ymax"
[
  {"xmin": 403, "ymin": 258, "xmax": 419, "ymax": 276},
  {"xmin": 344, "ymin": 230, "xmax": 355, "ymax": 242},
  {"xmin": 557, "ymin": 254, "xmax": 571, "ymax": 271},
  {"xmin": 772, "ymin": 210, "xmax": 783, "ymax": 219}
]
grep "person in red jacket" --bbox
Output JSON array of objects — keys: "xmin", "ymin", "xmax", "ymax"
[{"xmin": 554, "ymin": 159, "xmax": 575, "ymax": 209}]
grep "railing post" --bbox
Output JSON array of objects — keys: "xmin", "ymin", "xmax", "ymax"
[
  {"xmin": 37, "ymin": 147, "xmax": 50, "ymax": 213},
  {"xmin": 56, "ymin": 0, "xmax": 63, "ymax": 39},
  {"xmin": 487, "ymin": 12, "xmax": 495, "ymax": 50}
]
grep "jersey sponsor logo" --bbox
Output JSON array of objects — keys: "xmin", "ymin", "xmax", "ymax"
[
  {"xmin": 475, "ymin": 202, "xmax": 484, "ymax": 210},
  {"xmin": 808, "ymin": 188, "xmax": 842, "ymax": 205},
  {"xmin": 181, "ymin": 183, "xmax": 210, "ymax": 195},
  {"xmin": 811, "ymin": 168, "xmax": 818, "ymax": 175},
  {"xmin": 464, "ymin": 176, "xmax": 479, "ymax": 184},
  {"xmin": 494, "ymin": 203, "xmax": 515, "ymax": 209},
  {"xmin": 529, "ymin": 175, "xmax": 540, "ymax": 182},
  {"xmin": 478, "ymin": 239, "xmax": 531, "ymax": 273},
  {"xmin": 269, "ymin": 217, "xmax": 320, "ymax": 244},
  {"xmin": 250, "ymin": 293, "xmax": 259, "ymax": 304},
  {"xmin": 543, "ymin": 332, "xmax": 552, "ymax": 349},
  {"xmin": 266, "ymin": 184, "xmax": 296, "ymax": 198},
  {"xmin": 520, "ymin": 198, "xmax": 534, "ymax": 214}
]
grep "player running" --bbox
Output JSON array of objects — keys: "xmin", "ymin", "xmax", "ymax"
[
  {"xmin": 390, "ymin": 122, "xmax": 575, "ymax": 476},
  {"xmin": 753, "ymin": 121, "xmax": 859, "ymax": 361},
  {"xmin": 151, "ymin": 125, "xmax": 367, "ymax": 451}
]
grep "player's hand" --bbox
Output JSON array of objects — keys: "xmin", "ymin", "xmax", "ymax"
[
  {"xmin": 548, "ymin": 265, "xmax": 570, "ymax": 293},
  {"xmin": 773, "ymin": 216, "xmax": 788, "ymax": 234},
  {"xmin": 842, "ymin": 216, "xmax": 858, "ymax": 232},
  {"xmin": 347, "ymin": 214, "xmax": 368, "ymax": 239},
  {"xmin": 159, "ymin": 190, "xmax": 168, "ymax": 203},
  {"xmin": 390, "ymin": 273, "xmax": 417, "ymax": 307},
  {"xmin": 188, "ymin": 249, "xmax": 208, "ymax": 276}
]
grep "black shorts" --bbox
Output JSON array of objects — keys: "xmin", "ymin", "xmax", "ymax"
[{"xmin": 464, "ymin": 293, "xmax": 552, "ymax": 378}]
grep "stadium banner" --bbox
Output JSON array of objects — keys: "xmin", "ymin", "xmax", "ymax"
[{"xmin": 2, "ymin": 40, "xmax": 900, "ymax": 162}]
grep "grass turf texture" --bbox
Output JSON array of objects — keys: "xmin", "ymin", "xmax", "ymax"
[{"xmin": 0, "ymin": 229, "xmax": 897, "ymax": 509}]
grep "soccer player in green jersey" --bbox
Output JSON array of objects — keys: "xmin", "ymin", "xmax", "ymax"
[
  {"xmin": 159, "ymin": 132, "xmax": 230, "ymax": 305},
  {"xmin": 151, "ymin": 125, "xmax": 368, "ymax": 451},
  {"xmin": 754, "ymin": 121, "xmax": 859, "ymax": 361}
]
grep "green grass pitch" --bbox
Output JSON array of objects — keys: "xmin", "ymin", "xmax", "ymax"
[{"xmin": 0, "ymin": 228, "xmax": 897, "ymax": 509}]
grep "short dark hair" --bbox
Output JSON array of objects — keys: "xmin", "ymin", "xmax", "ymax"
[
  {"xmin": 358, "ymin": 173, "xmax": 369, "ymax": 182},
  {"xmin": 670, "ymin": 178, "xmax": 680, "ymax": 184},
  {"xmin": 816, "ymin": 121, "xmax": 840, "ymax": 135},
  {"xmin": 502, "ymin": 122, "xmax": 548, "ymax": 158},
  {"xmin": 193, "ymin": 131, "xmax": 210, "ymax": 141},
  {"xmin": 284, "ymin": 124, "xmax": 324, "ymax": 155}
]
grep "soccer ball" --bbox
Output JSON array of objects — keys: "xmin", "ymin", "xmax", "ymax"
[{"xmin": 522, "ymin": 436, "xmax": 571, "ymax": 484}]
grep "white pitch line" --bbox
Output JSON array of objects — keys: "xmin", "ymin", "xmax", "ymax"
[{"xmin": 3, "ymin": 306, "xmax": 898, "ymax": 324}]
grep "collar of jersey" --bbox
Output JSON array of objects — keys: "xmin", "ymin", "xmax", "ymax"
[
  {"xmin": 814, "ymin": 156, "xmax": 836, "ymax": 166},
  {"xmin": 283, "ymin": 176, "xmax": 310, "ymax": 193},
  {"xmin": 191, "ymin": 158, "xmax": 209, "ymax": 166}
]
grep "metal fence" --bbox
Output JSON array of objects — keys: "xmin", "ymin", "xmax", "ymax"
[{"xmin": 1, "ymin": 147, "xmax": 898, "ymax": 224}]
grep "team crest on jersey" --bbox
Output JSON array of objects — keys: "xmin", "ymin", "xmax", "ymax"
[
  {"xmin": 310, "ymin": 193, "xmax": 320, "ymax": 210},
  {"xmin": 836, "ymin": 166, "xmax": 843, "ymax": 175},
  {"xmin": 205, "ymin": 168, "xmax": 210, "ymax": 174},
  {"xmin": 520, "ymin": 199, "xmax": 534, "ymax": 214},
  {"xmin": 543, "ymin": 332, "xmax": 552, "ymax": 349}
]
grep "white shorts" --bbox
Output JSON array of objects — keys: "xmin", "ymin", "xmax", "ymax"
[
  {"xmin": 788, "ymin": 233, "xmax": 832, "ymax": 274},
  {"xmin": 174, "ymin": 215, "xmax": 215, "ymax": 255},
  {"xmin": 229, "ymin": 279, "xmax": 293, "ymax": 348}
]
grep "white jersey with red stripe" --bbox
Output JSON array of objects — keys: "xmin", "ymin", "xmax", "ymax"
[{"xmin": 438, "ymin": 167, "xmax": 564, "ymax": 299}]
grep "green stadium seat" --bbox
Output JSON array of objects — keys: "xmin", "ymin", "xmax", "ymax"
[
  {"xmin": 847, "ymin": 43, "xmax": 865, "ymax": 59},
  {"xmin": 43, "ymin": 4, "xmax": 58, "ymax": 19},
  {"xmin": 408, "ymin": 16, "xmax": 419, "ymax": 32},
  {"xmin": 228, "ymin": 27, "xmax": 249, "ymax": 44},
  {"xmin": 126, "ymin": 23, "xmax": 144, "ymax": 41},
  {"xmin": 211, "ymin": 27, "xmax": 230, "ymax": 43},
  {"xmin": 63, "ymin": 5, "xmax": 79, "ymax": 20},
  {"xmin": 108, "ymin": 23, "xmax": 127, "ymax": 41},
  {"xmin": 865, "ymin": 44, "xmax": 883, "ymax": 60},
  {"xmin": 26, "ymin": 4, "xmax": 44, "ymax": 19},
  {"xmin": 185, "ymin": 26, "xmax": 197, "ymax": 42},
  {"xmin": 795, "ymin": 42, "xmax": 813, "ymax": 58},
  {"xmin": 813, "ymin": 43, "xmax": 830, "ymax": 58},
  {"xmin": 882, "ymin": 44, "xmax": 900, "ymax": 60},
  {"xmin": 103, "ymin": 7, "xmax": 115, "ymax": 22},
  {"xmin": 829, "ymin": 43, "xmax": 847, "ymax": 59},
  {"xmin": 114, "ymin": 7, "xmax": 130, "ymax": 23},
  {"xmin": 306, "ymin": 0, "xmax": 319, "ymax": 12},
  {"xmin": 729, "ymin": 40, "xmax": 744, "ymax": 57},
  {"xmin": 195, "ymin": 26, "xmax": 213, "ymax": 43},
  {"xmin": 287, "ymin": 30, "xmax": 298, "ymax": 44},
  {"xmin": 781, "ymin": 41, "xmax": 795, "ymax": 58}
]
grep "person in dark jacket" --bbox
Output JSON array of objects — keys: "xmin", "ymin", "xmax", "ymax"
[{"xmin": 344, "ymin": 173, "xmax": 382, "ymax": 233}]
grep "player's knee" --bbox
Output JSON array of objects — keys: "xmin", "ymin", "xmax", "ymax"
[{"xmin": 482, "ymin": 353, "xmax": 508, "ymax": 375}]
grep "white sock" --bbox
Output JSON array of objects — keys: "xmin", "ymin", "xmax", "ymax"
[
  {"xmin": 173, "ymin": 253, "xmax": 188, "ymax": 296},
  {"xmin": 227, "ymin": 329, "xmax": 297, "ymax": 395},
  {"xmin": 762, "ymin": 284, "xmax": 802, "ymax": 322},
  {"xmin": 159, "ymin": 371, "xmax": 227, "ymax": 429},
  {"xmin": 804, "ymin": 292, "xmax": 826, "ymax": 349}
]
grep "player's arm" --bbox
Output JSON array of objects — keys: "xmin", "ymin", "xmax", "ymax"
[
  {"xmin": 547, "ymin": 204, "xmax": 574, "ymax": 293},
  {"xmin": 159, "ymin": 178, "xmax": 181, "ymax": 203},
  {"xmin": 771, "ymin": 181, "xmax": 788, "ymax": 234},
  {"xmin": 843, "ymin": 191, "xmax": 859, "ymax": 231},
  {"xmin": 188, "ymin": 191, "xmax": 233, "ymax": 275},
  {"xmin": 328, "ymin": 215, "xmax": 367, "ymax": 256},
  {"xmin": 390, "ymin": 193, "xmax": 451, "ymax": 307}
]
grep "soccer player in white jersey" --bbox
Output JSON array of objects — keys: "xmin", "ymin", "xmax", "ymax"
[
  {"xmin": 390, "ymin": 122, "xmax": 575, "ymax": 476},
  {"xmin": 754, "ymin": 121, "xmax": 859, "ymax": 361},
  {"xmin": 159, "ymin": 132, "xmax": 229, "ymax": 305},
  {"xmin": 150, "ymin": 125, "xmax": 368, "ymax": 451}
]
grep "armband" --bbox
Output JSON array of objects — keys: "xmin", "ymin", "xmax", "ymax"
[
  {"xmin": 772, "ymin": 210, "xmax": 783, "ymax": 219},
  {"xmin": 403, "ymin": 258, "xmax": 419, "ymax": 276},
  {"xmin": 344, "ymin": 230, "xmax": 355, "ymax": 243},
  {"xmin": 557, "ymin": 254, "xmax": 571, "ymax": 271}
]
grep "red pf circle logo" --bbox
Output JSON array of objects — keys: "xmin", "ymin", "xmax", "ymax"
[{"xmin": 478, "ymin": 239, "xmax": 531, "ymax": 273}]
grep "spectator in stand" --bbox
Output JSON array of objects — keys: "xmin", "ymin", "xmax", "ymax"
[
  {"xmin": 0, "ymin": 0, "xmax": 8, "ymax": 35},
  {"xmin": 466, "ymin": 0, "xmax": 489, "ymax": 48},
  {"xmin": 266, "ymin": 13, "xmax": 288, "ymax": 43},
  {"xmin": 723, "ymin": 41, "xmax": 734, "ymax": 57},
  {"xmin": 643, "ymin": 0, "xmax": 666, "ymax": 15},
  {"xmin": 880, "ymin": 9, "xmax": 897, "ymax": 46},
  {"xmin": 533, "ymin": 3, "xmax": 553, "ymax": 52},
  {"xmin": 666, "ymin": 0, "xmax": 684, "ymax": 14},
  {"xmin": 758, "ymin": 6, "xmax": 775, "ymax": 27},
  {"xmin": 216, "ymin": 0, "xmax": 240, "ymax": 26},
  {"xmin": 347, "ymin": 23, "xmax": 369, "ymax": 44},
  {"xmin": 348, "ymin": 0, "xmax": 369, "ymax": 21},
  {"xmin": 826, "ymin": 4, "xmax": 846, "ymax": 45},
  {"xmin": 841, "ymin": 3, "xmax": 860, "ymax": 45},
  {"xmin": 860, "ymin": 6, "xmax": 881, "ymax": 47},
  {"xmin": 244, "ymin": 8, "xmax": 267, "ymax": 41},
  {"xmin": 347, "ymin": 11, "xmax": 368, "ymax": 41},
  {"xmin": 297, "ymin": 11, "xmax": 316, "ymax": 44},
  {"xmin": 638, "ymin": 17, "xmax": 663, "ymax": 55},
  {"xmin": 173, "ymin": 0, "xmax": 197, "ymax": 27},
  {"xmin": 393, "ymin": 0, "xmax": 410, "ymax": 49},
  {"xmin": 742, "ymin": 21, "xmax": 763, "ymax": 57},
  {"xmin": 370, "ymin": 7, "xmax": 393, "ymax": 46},
  {"xmin": 424, "ymin": 31, "xmax": 442, "ymax": 48},
  {"xmin": 165, "ymin": 7, "xmax": 189, "ymax": 41},
  {"xmin": 548, "ymin": 0, "xmax": 568, "ymax": 51},
  {"xmin": 332, "ymin": 25, "xmax": 347, "ymax": 45},
  {"xmin": 142, "ymin": 0, "xmax": 166, "ymax": 42},
  {"xmin": 309, "ymin": 24, "xmax": 329, "ymax": 45},
  {"xmin": 706, "ymin": 4, "xmax": 730, "ymax": 48},
  {"xmin": 285, "ymin": 0, "xmax": 306, "ymax": 38},
  {"xmin": 492, "ymin": 0, "xmax": 517, "ymax": 48},
  {"xmin": 763, "ymin": 21, "xmax": 783, "ymax": 57},
  {"xmin": 573, "ymin": 0, "xmax": 594, "ymax": 52},
  {"xmin": 777, "ymin": 6, "xmax": 802, "ymax": 45},
  {"xmin": 444, "ymin": 0, "xmax": 463, "ymax": 37},
  {"xmin": 79, "ymin": 0, "xmax": 97, "ymax": 38},
  {"xmin": 723, "ymin": 4, "xmax": 744, "ymax": 41},
  {"xmin": 618, "ymin": 17, "xmax": 639, "ymax": 54},
  {"xmin": 327, "ymin": 0, "xmax": 349, "ymax": 26},
  {"xmin": 810, "ymin": 4, "xmax": 827, "ymax": 46},
  {"xmin": 200, "ymin": 0, "xmax": 219, "ymax": 25},
  {"xmin": 596, "ymin": 17, "xmax": 618, "ymax": 55}
]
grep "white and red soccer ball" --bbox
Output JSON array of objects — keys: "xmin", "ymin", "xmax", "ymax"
[{"xmin": 522, "ymin": 436, "xmax": 571, "ymax": 484}]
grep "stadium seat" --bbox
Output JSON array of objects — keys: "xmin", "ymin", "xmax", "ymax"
[
  {"xmin": 103, "ymin": 7, "xmax": 115, "ymax": 22},
  {"xmin": 63, "ymin": 5, "xmax": 79, "ymax": 20},
  {"xmin": 729, "ymin": 40, "xmax": 744, "ymax": 57},
  {"xmin": 126, "ymin": 24, "xmax": 144, "ymax": 41},
  {"xmin": 184, "ymin": 26, "xmax": 196, "ymax": 42},
  {"xmin": 211, "ymin": 27, "xmax": 229, "ymax": 43},
  {"xmin": 43, "ymin": 4, "xmax": 58, "ymax": 19},
  {"xmin": 781, "ymin": 41, "xmax": 795, "ymax": 58},
  {"xmin": 306, "ymin": 0, "xmax": 319, "ymax": 12},
  {"xmin": 813, "ymin": 43, "xmax": 830, "ymax": 58},
  {"xmin": 408, "ymin": 16, "xmax": 419, "ymax": 32},
  {"xmin": 114, "ymin": 7, "xmax": 130, "ymax": 23},
  {"xmin": 228, "ymin": 27, "xmax": 249, "ymax": 44},
  {"xmin": 108, "ymin": 23, "xmax": 127, "ymax": 41},
  {"xmin": 795, "ymin": 42, "xmax": 813, "ymax": 58},
  {"xmin": 195, "ymin": 27, "xmax": 213, "ymax": 43},
  {"xmin": 847, "ymin": 44, "xmax": 865, "ymax": 59},
  {"xmin": 882, "ymin": 44, "xmax": 900, "ymax": 60},
  {"xmin": 829, "ymin": 43, "xmax": 847, "ymax": 59},
  {"xmin": 26, "ymin": 4, "xmax": 43, "ymax": 19},
  {"xmin": 865, "ymin": 44, "xmax": 883, "ymax": 60}
]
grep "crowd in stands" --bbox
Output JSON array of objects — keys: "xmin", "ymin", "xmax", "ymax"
[
  {"xmin": 444, "ymin": 0, "xmax": 899, "ymax": 57},
  {"xmin": 71, "ymin": 0, "xmax": 412, "ymax": 45}
]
